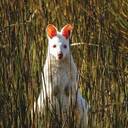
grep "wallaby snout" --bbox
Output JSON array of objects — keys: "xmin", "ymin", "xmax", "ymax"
[{"xmin": 58, "ymin": 52, "xmax": 63, "ymax": 60}]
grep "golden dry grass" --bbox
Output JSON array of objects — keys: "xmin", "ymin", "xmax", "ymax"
[{"xmin": 0, "ymin": 0, "xmax": 128, "ymax": 128}]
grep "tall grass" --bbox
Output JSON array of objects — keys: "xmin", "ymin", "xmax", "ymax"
[{"xmin": 0, "ymin": 0, "xmax": 128, "ymax": 128}]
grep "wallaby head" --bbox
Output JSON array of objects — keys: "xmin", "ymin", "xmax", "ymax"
[{"xmin": 46, "ymin": 24, "xmax": 73, "ymax": 61}]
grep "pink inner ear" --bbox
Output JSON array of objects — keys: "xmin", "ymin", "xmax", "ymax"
[
  {"xmin": 47, "ymin": 24, "xmax": 57, "ymax": 38},
  {"xmin": 62, "ymin": 24, "xmax": 73, "ymax": 39},
  {"xmin": 62, "ymin": 30, "xmax": 70, "ymax": 39}
]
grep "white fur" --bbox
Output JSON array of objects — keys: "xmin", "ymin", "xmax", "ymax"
[
  {"xmin": 48, "ymin": 32, "xmax": 70, "ymax": 61},
  {"xmin": 35, "ymin": 25, "xmax": 88, "ymax": 127}
]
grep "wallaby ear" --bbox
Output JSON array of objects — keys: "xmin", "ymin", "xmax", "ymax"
[
  {"xmin": 61, "ymin": 24, "xmax": 73, "ymax": 39},
  {"xmin": 46, "ymin": 24, "xmax": 57, "ymax": 38}
]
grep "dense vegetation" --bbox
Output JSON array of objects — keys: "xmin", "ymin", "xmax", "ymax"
[{"xmin": 0, "ymin": 0, "xmax": 128, "ymax": 127}]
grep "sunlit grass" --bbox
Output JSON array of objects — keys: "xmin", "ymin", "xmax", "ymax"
[{"xmin": 0, "ymin": 0, "xmax": 128, "ymax": 128}]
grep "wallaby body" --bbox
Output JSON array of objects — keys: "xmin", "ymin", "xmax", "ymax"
[{"xmin": 36, "ymin": 24, "xmax": 88, "ymax": 128}]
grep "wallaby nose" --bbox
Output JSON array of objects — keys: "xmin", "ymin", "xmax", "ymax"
[{"xmin": 58, "ymin": 52, "xmax": 63, "ymax": 59}]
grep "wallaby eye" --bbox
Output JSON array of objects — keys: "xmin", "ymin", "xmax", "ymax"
[
  {"xmin": 63, "ymin": 44, "xmax": 67, "ymax": 49},
  {"xmin": 53, "ymin": 44, "xmax": 56, "ymax": 48}
]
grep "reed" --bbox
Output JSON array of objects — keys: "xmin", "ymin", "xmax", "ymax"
[{"xmin": 0, "ymin": 0, "xmax": 127, "ymax": 127}]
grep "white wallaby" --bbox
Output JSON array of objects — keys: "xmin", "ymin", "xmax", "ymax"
[{"xmin": 35, "ymin": 24, "xmax": 88, "ymax": 128}]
